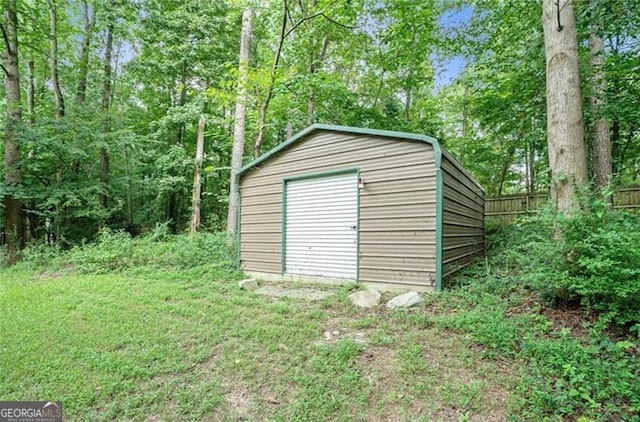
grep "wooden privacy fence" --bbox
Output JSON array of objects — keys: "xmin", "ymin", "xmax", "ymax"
[{"xmin": 486, "ymin": 187, "xmax": 640, "ymax": 224}]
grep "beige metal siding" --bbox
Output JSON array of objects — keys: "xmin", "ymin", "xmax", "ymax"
[
  {"xmin": 239, "ymin": 131, "xmax": 437, "ymax": 288},
  {"xmin": 441, "ymin": 154, "xmax": 485, "ymax": 277}
]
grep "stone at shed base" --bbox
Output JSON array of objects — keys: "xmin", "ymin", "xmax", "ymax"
[
  {"xmin": 349, "ymin": 290, "xmax": 381, "ymax": 308},
  {"xmin": 238, "ymin": 278, "xmax": 258, "ymax": 290},
  {"xmin": 386, "ymin": 291, "xmax": 423, "ymax": 310}
]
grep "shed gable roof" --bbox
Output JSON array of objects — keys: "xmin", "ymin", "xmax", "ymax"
[
  {"xmin": 236, "ymin": 124, "xmax": 483, "ymax": 193},
  {"xmin": 236, "ymin": 124, "xmax": 442, "ymax": 178}
]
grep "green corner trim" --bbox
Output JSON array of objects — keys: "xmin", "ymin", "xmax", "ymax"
[
  {"xmin": 281, "ymin": 178, "xmax": 287, "ymax": 275},
  {"xmin": 435, "ymin": 168, "xmax": 444, "ymax": 292},
  {"xmin": 356, "ymin": 168, "xmax": 361, "ymax": 282},
  {"xmin": 235, "ymin": 172, "xmax": 242, "ymax": 271}
]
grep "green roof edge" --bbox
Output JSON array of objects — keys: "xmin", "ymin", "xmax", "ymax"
[{"xmin": 237, "ymin": 123, "xmax": 442, "ymax": 174}]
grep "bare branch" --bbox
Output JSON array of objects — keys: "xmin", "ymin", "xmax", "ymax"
[
  {"xmin": 286, "ymin": 3, "xmax": 294, "ymax": 26},
  {"xmin": 283, "ymin": 10, "xmax": 354, "ymax": 41},
  {"xmin": 283, "ymin": 11, "xmax": 323, "ymax": 39},
  {"xmin": 0, "ymin": 63, "xmax": 9, "ymax": 77},
  {"xmin": 319, "ymin": 13, "xmax": 354, "ymax": 31}
]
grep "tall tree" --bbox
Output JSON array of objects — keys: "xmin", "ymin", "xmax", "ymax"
[
  {"xmin": 1, "ymin": 0, "xmax": 25, "ymax": 264},
  {"xmin": 227, "ymin": 8, "xmax": 253, "ymax": 234},
  {"xmin": 47, "ymin": 0, "xmax": 65, "ymax": 119},
  {"xmin": 76, "ymin": 0, "xmax": 94, "ymax": 104},
  {"xmin": 189, "ymin": 115, "xmax": 205, "ymax": 236},
  {"xmin": 438, "ymin": 1, "xmax": 547, "ymax": 195},
  {"xmin": 254, "ymin": 0, "xmax": 287, "ymax": 158},
  {"xmin": 99, "ymin": 19, "xmax": 114, "ymax": 213},
  {"xmin": 587, "ymin": 2, "xmax": 612, "ymax": 201},
  {"xmin": 542, "ymin": 0, "xmax": 588, "ymax": 212}
]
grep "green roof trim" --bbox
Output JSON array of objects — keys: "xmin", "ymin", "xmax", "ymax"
[{"xmin": 237, "ymin": 123, "xmax": 441, "ymax": 174}]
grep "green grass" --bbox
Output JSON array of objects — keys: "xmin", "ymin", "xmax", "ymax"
[
  {"xmin": 2, "ymin": 220, "xmax": 638, "ymax": 421},
  {"xmin": 0, "ymin": 264, "xmax": 514, "ymax": 421}
]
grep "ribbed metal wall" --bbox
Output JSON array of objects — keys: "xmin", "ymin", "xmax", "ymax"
[
  {"xmin": 285, "ymin": 173, "xmax": 358, "ymax": 279},
  {"xmin": 441, "ymin": 153, "xmax": 485, "ymax": 277}
]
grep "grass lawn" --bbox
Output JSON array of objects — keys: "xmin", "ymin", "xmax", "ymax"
[{"xmin": 0, "ymin": 267, "xmax": 517, "ymax": 421}]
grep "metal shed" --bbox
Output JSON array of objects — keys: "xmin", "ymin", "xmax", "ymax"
[{"xmin": 235, "ymin": 124, "xmax": 485, "ymax": 292}]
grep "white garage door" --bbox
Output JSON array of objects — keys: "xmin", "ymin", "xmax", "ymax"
[{"xmin": 285, "ymin": 172, "xmax": 358, "ymax": 279}]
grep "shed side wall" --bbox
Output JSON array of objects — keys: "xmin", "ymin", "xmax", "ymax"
[
  {"xmin": 441, "ymin": 154, "xmax": 485, "ymax": 277},
  {"xmin": 239, "ymin": 131, "xmax": 437, "ymax": 288}
]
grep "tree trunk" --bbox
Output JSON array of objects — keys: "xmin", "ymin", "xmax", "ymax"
[
  {"xmin": 76, "ymin": 0, "xmax": 94, "ymax": 104},
  {"xmin": 525, "ymin": 141, "xmax": 531, "ymax": 194},
  {"xmin": 227, "ymin": 9, "xmax": 253, "ymax": 234},
  {"xmin": 99, "ymin": 22, "xmax": 113, "ymax": 213},
  {"xmin": 47, "ymin": 0, "xmax": 65, "ymax": 241},
  {"xmin": 47, "ymin": 0, "xmax": 65, "ymax": 119},
  {"xmin": 190, "ymin": 115, "xmax": 206, "ymax": 236},
  {"xmin": 25, "ymin": 59, "xmax": 36, "ymax": 242},
  {"xmin": 27, "ymin": 60, "xmax": 35, "ymax": 123},
  {"xmin": 528, "ymin": 140, "xmax": 536, "ymax": 193},
  {"xmin": 166, "ymin": 62, "xmax": 189, "ymax": 234},
  {"xmin": 176, "ymin": 61, "xmax": 188, "ymax": 146},
  {"xmin": 254, "ymin": 0, "xmax": 288, "ymax": 158},
  {"xmin": 124, "ymin": 147, "xmax": 133, "ymax": 231},
  {"xmin": 497, "ymin": 144, "xmax": 516, "ymax": 196},
  {"xmin": 611, "ymin": 120, "xmax": 620, "ymax": 178},
  {"xmin": 403, "ymin": 34, "xmax": 417, "ymax": 122},
  {"xmin": 542, "ymin": 0, "xmax": 588, "ymax": 213},
  {"xmin": 588, "ymin": 30, "xmax": 612, "ymax": 203},
  {"xmin": 306, "ymin": 35, "xmax": 329, "ymax": 125},
  {"xmin": 2, "ymin": 0, "xmax": 25, "ymax": 264}
]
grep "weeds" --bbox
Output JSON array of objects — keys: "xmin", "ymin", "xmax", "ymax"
[
  {"xmin": 10, "ymin": 227, "xmax": 237, "ymax": 275},
  {"xmin": 2, "ymin": 206, "xmax": 639, "ymax": 420},
  {"xmin": 442, "ymin": 206, "xmax": 640, "ymax": 420}
]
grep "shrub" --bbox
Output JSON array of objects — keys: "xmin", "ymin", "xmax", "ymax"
[
  {"xmin": 562, "ymin": 213, "xmax": 640, "ymax": 328},
  {"xmin": 484, "ymin": 207, "xmax": 640, "ymax": 331},
  {"xmin": 14, "ymin": 228, "xmax": 237, "ymax": 275},
  {"xmin": 450, "ymin": 211, "xmax": 640, "ymax": 420}
]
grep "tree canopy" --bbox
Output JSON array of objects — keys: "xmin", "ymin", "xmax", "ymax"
[{"xmin": 2, "ymin": 0, "xmax": 639, "ymax": 257}]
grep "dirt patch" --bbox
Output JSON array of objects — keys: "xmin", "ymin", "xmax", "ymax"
[
  {"xmin": 358, "ymin": 346, "xmax": 407, "ymax": 421},
  {"xmin": 506, "ymin": 293, "xmax": 593, "ymax": 338},
  {"xmin": 356, "ymin": 329, "xmax": 516, "ymax": 421},
  {"xmin": 225, "ymin": 386, "xmax": 253, "ymax": 420},
  {"xmin": 39, "ymin": 271, "xmax": 68, "ymax": 280},
  {"xmin": 317, "ymin": 327, "xmax": 368, "ymax": 345},
  {"xmin": 542, "ymin": 306, "xmax": 592, "ymax": 337}
]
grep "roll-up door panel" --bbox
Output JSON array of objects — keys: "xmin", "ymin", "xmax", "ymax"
[{"xmin": 285, "ymin": 173, "xmax": 358, "ymax": 279}]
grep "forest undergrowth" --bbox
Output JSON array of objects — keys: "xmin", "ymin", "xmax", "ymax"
[{"xmin": 1, "ymin": 209, "xmax": 639, "ymax": 420}]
